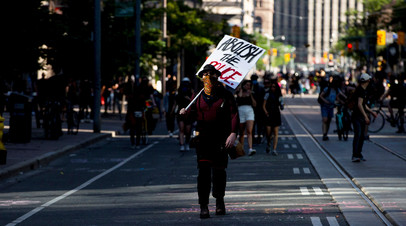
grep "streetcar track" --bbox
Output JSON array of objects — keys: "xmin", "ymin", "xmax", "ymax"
[{"xmin": 285, "ymin": 103, "xmax": 393, "ymax": 226}]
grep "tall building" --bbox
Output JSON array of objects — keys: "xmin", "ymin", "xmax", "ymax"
[
  {"xmin": 270, "ymin": 0, "xmax": 363, "ymax": 65},
  {"xmin": 201, "ymin": 0, "xmax": 255, "ymax": 34}
]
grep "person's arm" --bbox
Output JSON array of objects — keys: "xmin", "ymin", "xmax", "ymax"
[
  {"xmin": 250, "ymin": 90, "xmax": 257, "ymax": 107},
  {"xmin": 263, "ymin": 99, "xmax": 268, "ymax": 117},
  {"xmin": 319, "ymin": 90, "xmax": 329, "ymax": 104},
  {"xmin": 225, "ymin": 94, "xmax": 239, "ymax": 148},
  {"xmin": 379, "ymin": 89, "xmax": 389, "ymax": 102}
]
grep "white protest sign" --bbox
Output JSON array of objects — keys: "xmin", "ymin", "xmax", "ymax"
[{"xmin": 196, "ymin": 35, "xmax": 265, "ymax": 89}]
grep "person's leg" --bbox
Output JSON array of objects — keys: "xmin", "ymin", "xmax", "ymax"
[
  {"xmin": 212, "ymin": 167, "xmax": 226, "ymax": 215},
  {"xmin": 197, "ymin": 163, "xmax": 211, "ymax": 218},
  {"xmin": 185, "ymin": 123, "xmax": 192, "ymax": 149},
  {"xmin": 358, "ymin": 121, "xmax": 366, "ymax": 160},
  {"xmin": 178, "ymin": 120, "xmax": 185, "ymax": 145},
  {"xmin": 238, "ymin": 122, "xmax": 246, "ymax": 146},
  {"xmin": 352, "ymin": 118, "xmax": 361, "ymax": 161},
  {"xmin": 246, "ymin": 120, "xmax": 254, "ymax": 150},
  {"xmin": 265, "ymin": 125, "xmax": 271, "ymax": 153},
  {"xmin": 272, "ymin": 126, "xmax": 280, "ymax": 150}
]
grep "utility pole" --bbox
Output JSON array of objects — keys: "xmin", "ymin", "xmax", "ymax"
[
  {"xmin": 135, "ymin": 0, "xmax": 141, "ymax": 83},
  {"xmin": 93, "ymin": 0, "xmax": 101, "ymax": 133},
  {"xmin": 162, "ymin": 0, "xmax": 167, "ymax": 97}
]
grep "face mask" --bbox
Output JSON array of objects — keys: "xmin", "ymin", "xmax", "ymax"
[{"xmin": 203, "ymin": 75, "xmax": 213, "ymax": 96}]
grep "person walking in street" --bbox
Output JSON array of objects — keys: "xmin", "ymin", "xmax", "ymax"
[
  {"xmin": 163, "ymin": 80, "xmax": 177, "ymax": 138},
  {"xmin": 251, "ymin": 74, "xmax": 266, "ymax": 144},
  {"xmin": 180, "ymin": 64, "xmax": 239, "ymax": 219},
  {"xmin": 379, "ymin": 74, "xmax": 405, "ymax": 133},
  {"xmin": 236, "ymin": 80, "xmax": 257, "ymax": 156},
  {"xmin": 175, "ymin": 77, "xmax": 194, "ymax": 151},
  {"xmin": 318, "ymin": 75, "xmax": 347, "ymax": 141},
  {"xmin": 263, "ymin": 79, "xmax": 284, "ymax": 155},
  {"xmin": 351, "ymin": 73, "xmax": 377, "ymax": 162}
]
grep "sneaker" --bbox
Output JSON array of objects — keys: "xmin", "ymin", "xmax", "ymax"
[
  {"xmin": 248, "ymin": 149, "xmax": 256, "ymax": 156},
  {"xmin": 360, "ymin": 157, "xmax": 366, "ymax": 161},
  {"xmin": 180, "ymin": 145, "xmax": 185, "ymax": 152},
  {"xmin": 322, "ymin": 135, "xmax": 329, "ymax": 141},
  {"xmin": 169, "ymin": 132, "xmax": 173, "ymax": 138},
  {"xmin": 185, "ymin": 144, "xmax": 190, "ymax": 151},
  {"xmin": 352, "ymin": 157, "xmax": 361, "ymax": 162},
  {"xmin": 271, "ymin": 149, "xmax": 278, "ymax": 156}
]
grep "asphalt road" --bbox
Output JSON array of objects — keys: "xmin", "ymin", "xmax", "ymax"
[
  {"xmin": 0, "ymin": 116, "xmax": 347, "ymax": 225},
  {"xmin": 2, "ymin": 94, "xmax": 405, "ymax": 226}
]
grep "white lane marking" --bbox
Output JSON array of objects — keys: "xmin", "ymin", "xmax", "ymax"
[
  {"xmin": 293, "ymin": 168, "xmax": 300, "ymax": 174},
  {"xmin": 6, "ymin": 142, "xmax": 158, "ymax": 226},
  {"xmin": 297, "ymin": 154, "xmax": 303, "ymax": 159},
  {"xmin": 284, "ymin": 144, "xmax": 290, "ymax": 149},
  {"xmin": 311, "ymin": 217, "xmax": 323, "ymax": 226},
  {"xmin": 288, "ymin": 137, "xmax": 293, "ymax": 140},
  {"xmin": 281, "ymin": 137, "xmax": 286, "ymax": 141},
  {"xmin": 327, "ymin": 216, "xmax": 340, "ymax": 226},
  {"xmin": 284, "ymin": 130, "xmax": 290, "ymax": 134},
  {"xmin": 292, "ymin": 144, "xmax": 298, "ymax": 149},
  {"xmin": 313, "ymin": 187, "xmax": 324, "ymax": 195},
  {"xmin": 300, "ymin": 187, "xmax": 310, "ymax": 195},
  {"xmin": 303, "ymin": 168, "xmax": 311, "ymax": 174},
  {"xmin": 287, "ymin": 154, "xmax": 294, "ymax": 159}
]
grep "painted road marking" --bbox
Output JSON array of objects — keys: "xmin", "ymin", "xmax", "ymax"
[
  {"xmin": 288, "ymin": 154, "xmax": 294, "ymax": 159},
  {"xmin": 311, "ymin": 217, "xmax": 322, "ymax": 226},
  {"xmin": 292, "ymin": 144, "xmax": 298, "ymax": 149},
  {"xmin": 327, "ymin": 216, "xmax": 340, "ymax": 226},
  {"xmin": 293, "ymin": 168, "xmax": 300, "ymax": 174},
  {"xmin": 5, "ymin": 142, "xmax": 158, "ymax": 226},
  {"xmin": 303, "ymin": 168, "xmax": 311, "ymax": 174},
  {"xmin": 281, "ymin": 137, "xmax": 286, "ymax": 141},
  {"xmin": 300, "ymin": 187, "xmax": 310, "ymax": 195},
  {"xmin": 284, "ymin": 144, "xmax": 290, "ymax": 149},
  {"xmin": 313, "ymin": 187, "xmax": 324, "ymax": 195},
  {"xmin": 297, "ymin": 154, "xmax": 304, "ymax": 159}
]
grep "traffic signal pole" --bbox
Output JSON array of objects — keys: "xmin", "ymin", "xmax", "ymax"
[{"xmin": 93, "ymin": 0, "xmax": 101, "ymax": 133}]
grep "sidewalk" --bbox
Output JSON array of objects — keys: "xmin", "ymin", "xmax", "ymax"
[{"xmin": 0, "ymin": 112, "xmax": 126, "ymax": 180}]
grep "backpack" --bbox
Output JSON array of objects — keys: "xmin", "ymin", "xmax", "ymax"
[{"xmin": 345, "ymin": 89, "xmax": 357, "ymax": 111}]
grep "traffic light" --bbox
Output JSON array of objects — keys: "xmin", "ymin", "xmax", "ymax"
[{"xmin": 347, "ymin": 43, "xmax": 353, "ymax": 53}]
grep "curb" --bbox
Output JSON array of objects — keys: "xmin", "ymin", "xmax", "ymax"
[{"xmin": 0, "ymin": 132, "xmax": 112, "ymax": 181}]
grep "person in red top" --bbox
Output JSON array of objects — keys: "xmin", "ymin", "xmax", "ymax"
[{"xmin": 180, "ymin": 64, "xmax": 239, "ymax": 219}]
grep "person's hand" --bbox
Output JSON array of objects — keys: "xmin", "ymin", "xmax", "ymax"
[
  {"xmin": 225, "ymin": 133, "xmax": 237, "ymax": 148},
  {"xmin": 371, "ymin": 111, "xmax": 377, "ymax": 118},
  {"xmin": 365, "ymin": 116, "xmax": 370, "ymax": 125},
  {"xmin": 179, "ymin": 108, "xmax": 186, "ymax": 115}
]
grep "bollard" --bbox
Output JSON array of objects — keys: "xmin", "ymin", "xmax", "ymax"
[{"xmin": 0, "ymin": 115, "xmax": 6, "ymax": 165}]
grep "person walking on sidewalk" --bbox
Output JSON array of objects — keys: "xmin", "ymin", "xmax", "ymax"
[
  {"xmin": 263, "ymin": 79, "xmax": 284, "ymax": 155},
  {"xmin": 351, "ymin": 73, "xmax": 377, "ymax": 162},
  {"xmin": 175, "ymin": 77, "xmax": 194, "ymax": 151},
  {"xmin": 236, "ymin": 80, "xmax": 257, "ymax": 156},
  {"xmin": 180, "ymin": 64, "xmax": 239, "ymax": 219}
]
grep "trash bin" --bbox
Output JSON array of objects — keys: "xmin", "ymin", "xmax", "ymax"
[{"xmin": 9, "ymin": 93, "xmax": 32, "ymax": 143}]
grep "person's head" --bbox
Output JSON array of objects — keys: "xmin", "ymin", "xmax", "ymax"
[
  {"xmin": 198, "ymin": 64, "xmax": 221, "ymax": 83},
  {"xmin": 263, "ymin": 76, "xmax": 271, "ymax": 88},
  {"xmin": 241, "ymin": 80, "xmax": 252, "ymax": 91},
  {"xmin": 359, "ymin": 73, "xmax": 371, "ymax": 84}
]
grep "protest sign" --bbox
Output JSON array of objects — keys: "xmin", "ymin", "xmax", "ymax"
[{"xmin": 196, "ymin": 35, "xmax": 265, "ymax": 89}]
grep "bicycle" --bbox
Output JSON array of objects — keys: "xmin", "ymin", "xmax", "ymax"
[
  {"xmin": 134, "ymin": 110, "xmax": 148, "ymax": 145},
  {"xmin": 66, "ymin": 100, "xmax": 80, "ymax": 135},
  {"xmin": 368, "ymin": 102, "xmax": 404, "ymax": 133},
  {"xmin": 335, "ymin": 103, "xmax": 351, "ymax": 141}
]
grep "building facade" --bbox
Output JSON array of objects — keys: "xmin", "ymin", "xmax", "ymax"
[{"xmin": 272, "ymin": 0, "xmax": 364, "ymax": 65}]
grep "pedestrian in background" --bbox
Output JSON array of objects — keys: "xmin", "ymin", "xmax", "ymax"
[
  {"xmin": 251, "ymin": 74, "xmax": 266, "ymax": 144},
  {"xmin": 175, "ymin": 77, "xmax": 194, "ymax": 151},
  {"xmin": 351, "ymin": 73, "xmax": 377, "ymax": 162},
  {"xmin": 263, "ymin": 78, "xmax": 284, "ymax": 155},
  {"xmin": 236, "ymin": 80, "xmax": 257, "ymax": 156},
  {"xmin": 163, "ymin": 80, "xmax": 177, "ymax": 138},
  {"xmin": 180, "ymin": 64, "xmax": 239, "ymax": 219},
  {"xmin": 318, "ymin": 75, "xmax": 346, "ymax": 141}
]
